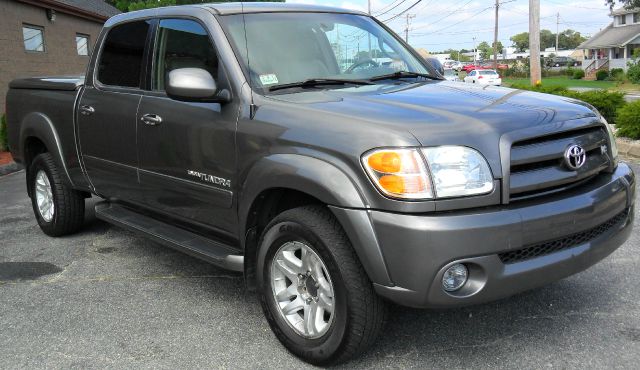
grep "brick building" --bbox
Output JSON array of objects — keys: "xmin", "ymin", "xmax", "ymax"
[{"xmin": 0, "ymin": 0, "xmax": 120, "ymax": 114}]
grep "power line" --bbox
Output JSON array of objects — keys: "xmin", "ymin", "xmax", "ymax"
[
  {"xmin": 381, "ymin": 0, "xmax": 423, "ymax": 23},
  {"xmin": 375, "ymin": 0, "xmax": 408, "ymax": 17}
]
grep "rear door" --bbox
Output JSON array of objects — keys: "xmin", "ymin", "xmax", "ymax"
[
  {"xmin": 78, "ymin": 20, "xmax": 153, "ymax": 199},
  {"xmin": 135, "ymin": 18, "xmax": 239, "ymax": 233}
]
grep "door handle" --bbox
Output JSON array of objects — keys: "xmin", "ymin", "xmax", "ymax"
[
  {"xmin": 141, "ymin": 114, "xmax": 162, "ymax": 126},
  {"xmin": 79, "ymin": 105, "xmax": 95, "ymax": 116}
]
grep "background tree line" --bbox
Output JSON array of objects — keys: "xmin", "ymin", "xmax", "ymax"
[{"xmin": 509, "ymin": 29, "xmax": 587, "ymax": 52}]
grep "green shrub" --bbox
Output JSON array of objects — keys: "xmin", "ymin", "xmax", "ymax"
[
  {"xmin": 574, "ymin": 90, "xmax": 626, "ymax": 124},
  {"xmin": 596, "ymin": 70, "xmax": 609, "ymax": 81},
  {"xmin": 509, "ymin": 84, "xmax": 625, "ymax": 124},
  {"xmin": 566, "ymin": 67, "xmax": 575, "ymax": 77},
  {"xmin": 572, "ymin": 69, "xmax": 585, "ymax": 79},
  {"xmin": 616, "ymin": 100, "xmax": 640, "ymax": 139},
  {"xmin": 610, "ymin": 68, "xmax": 624, "ymax": 78},
  {"xmin": 0, "ymin": 115, "xmax": 7, "ymax": 152},
  {"xmin": 627, "ymin": 63, "xmax": 640, "ymax": 84}
]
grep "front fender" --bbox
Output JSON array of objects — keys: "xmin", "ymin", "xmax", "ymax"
[
  {"xmin": 19, "ymin": 112, "xmax": 75, "ymax": 188},
  {"xmin": 239, "ymin": 154, "xmax": 394, "ymax": 286}
]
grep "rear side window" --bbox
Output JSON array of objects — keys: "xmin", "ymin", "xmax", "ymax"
[
  {"xmin": 152, "ymin": 19, "xmax": 218, "ymax": 91},
  {"xmin": 97, "ymin": 20, "xmax": 151, "ymax": 88}
]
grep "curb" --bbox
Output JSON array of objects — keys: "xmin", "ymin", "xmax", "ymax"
[
  {"xmin": 616, "ymin": 137, "xmax": 640, "ymax": 160},
  {"xmin": 0, "ymin": 162, "xmax": 23, "ymax": 176}
]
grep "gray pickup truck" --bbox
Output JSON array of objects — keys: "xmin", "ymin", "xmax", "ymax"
[{"xmin": 5, "ymin": 3, "xmax": 636, "ymax": 365}]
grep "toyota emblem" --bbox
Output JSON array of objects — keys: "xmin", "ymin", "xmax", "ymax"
[{"xmin": 564, "ymin": 144, "xmax": 587, "ymax": 170}]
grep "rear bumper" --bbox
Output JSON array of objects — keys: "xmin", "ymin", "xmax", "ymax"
[{"xmin": 331, "ymin": 163, "xmax": 635, "ymax": 308}]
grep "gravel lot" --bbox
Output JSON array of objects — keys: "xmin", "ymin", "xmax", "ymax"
[{"xmin": 1, "ymin": 162, "xmax": 639, "ymax": 369}]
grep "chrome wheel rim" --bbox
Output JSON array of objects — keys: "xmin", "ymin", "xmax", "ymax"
[
  {"xmin": 270, "ymin": 241, "xmax": 335, "ymax": 339},
  {"xmin": 35, "ymin": 170, "xmax": 54, "ymax": 222}
]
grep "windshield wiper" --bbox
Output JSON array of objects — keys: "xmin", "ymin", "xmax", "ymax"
[
  {"xmin": 369, "ymin": 71, "xmax": 441, "ymax": 82},
  {"xmin": 268, "ymin": 78, "xmax": 375, "ymax": 92}
]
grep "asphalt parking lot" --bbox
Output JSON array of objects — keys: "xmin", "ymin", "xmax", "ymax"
[{"xmin": 1, "ymin": 162, "xmax": 639, "ymax": 369}]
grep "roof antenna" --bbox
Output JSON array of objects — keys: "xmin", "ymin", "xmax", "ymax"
[{"xmin": 240, "ymin": 1, "xmax": 257, "ymax": 119}]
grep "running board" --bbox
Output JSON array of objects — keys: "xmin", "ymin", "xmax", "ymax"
[{"xmin": 94, "ymin": 202, "xmax": 243, "ymax": 272}]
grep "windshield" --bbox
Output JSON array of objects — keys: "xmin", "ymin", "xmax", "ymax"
[
  {"xmin": 479, "ymin": 70, "xmax": 498, "ymax": 75},
  {"xmin": 220, "ymin": 12, "xmax": 432, "ymax": 92}
]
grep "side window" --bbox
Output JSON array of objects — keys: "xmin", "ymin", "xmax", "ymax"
[
  {"xmin": 97, "ymin": 20, "xmax": 151, "ymax": 88},
  {"xmin": 153, "ymin": 19, "xmax": 218, "ymax": 91}
]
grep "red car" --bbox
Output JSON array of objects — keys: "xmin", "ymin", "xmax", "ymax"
[
  {"xmin": 481, "ymin": 61, "xmax": 509, "ymax": 70},
  {"xmin": 461, "ymin": 64, "xmax": 486, "ymax": 73}
]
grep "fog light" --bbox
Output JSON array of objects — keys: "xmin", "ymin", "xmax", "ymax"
[{"xmin": 442, "ymin": 263, "xmax": 468, "ymax": 292}]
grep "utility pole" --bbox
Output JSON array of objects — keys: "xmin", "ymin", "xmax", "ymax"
[
  {"xmin": 473, "ymin": 37, "xmax": 477, "ymax": 63},
  {"xmin": 404, "ymin": 14, "xmax": 416, "ymax": 44},
  {"xmin": 529, "ymin": 0, "xmax": 542, "ymax": 85},
  {"xmin": 555, "ymin": 12, "xmax": 560, "ymax": 52},
  {"xmin": 493, "ymin": 0, "xmax": 500, "ymax": 69}
]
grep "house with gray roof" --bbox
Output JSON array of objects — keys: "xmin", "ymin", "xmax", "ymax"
[
  {"xmin": 578, "ymin": 7, "xmax": 640, "ymax": 76},
  {"xmin": 0, "ymin": 0, "xmax": 120, "ymax": 114}
]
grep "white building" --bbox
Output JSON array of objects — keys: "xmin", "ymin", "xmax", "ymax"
[{"xmin": 578, "ymin": 7, "xmax": 640, "ymax": 75}]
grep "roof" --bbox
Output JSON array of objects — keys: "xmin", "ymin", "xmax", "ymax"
[
  {"xmin": 201, "ymin": 2, "xmax": 366, "ymax": 15},
  {"xmin": 611, "ymin": 7, "xmax": 639, "ymax": 16},
  {"xmin": 577, "ymin": 22, "xmax": 640, "ymax": 48},
  {"xmin": 17, "ymin": 0, "xmax": 120, "ymax": 22}
]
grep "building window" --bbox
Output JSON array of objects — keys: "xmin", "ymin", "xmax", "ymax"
[
  {"xmin": 634, "ymin": 13, "xmax": 640, "ymax": 23},
  {"xmin": 620, "ymin": 15, "xmax": 627, "ymax": 25},
  {"xmin": 76, "ymin": 34, "xmax": 89, "ymax": 56},
  {"xmin": 22, "ymin": 25, "xmax": 44, "ymax": 52}
]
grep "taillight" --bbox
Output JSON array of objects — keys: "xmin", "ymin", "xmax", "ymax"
[{"xmin": 478, "ymin": 76, "xmax": 484, "ymax": 79}]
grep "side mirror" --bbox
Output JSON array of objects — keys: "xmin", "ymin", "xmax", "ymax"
[{"xmin": 166, "ymin": 68, "xmax": 230, "ymax": 103}]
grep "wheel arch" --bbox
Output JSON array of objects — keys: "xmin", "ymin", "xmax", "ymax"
[
  {"xmin": 19, "ymin": 112, "xmax": 74, "ymax": 196},
  {"xmin": 239, "ymin": 154, "xmax": 392, "ymax": 290}
]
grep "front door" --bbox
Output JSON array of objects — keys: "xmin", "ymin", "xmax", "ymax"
[
  {"xmin": 78, "ymin": 20, "xmax": 153, "ymax": 200},
  {"xmin": 136, "ymin": 18, "xmax": 239, "ymax": 233}
]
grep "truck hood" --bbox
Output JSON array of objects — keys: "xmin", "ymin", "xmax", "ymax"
[{"xmin": 267, "ymin": 81, "xmax": 599, "ymax": 177}]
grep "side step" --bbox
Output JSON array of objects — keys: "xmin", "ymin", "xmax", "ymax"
[{"xmin": 94, "ymin": 202, "xmax": 243, "ymax": 272}]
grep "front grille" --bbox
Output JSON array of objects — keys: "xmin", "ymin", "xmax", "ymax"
[
  {"xmin": 498, "ymin": 209, "xmax": 629, "ymax": 264},
  {"xmin": 509, "ymin": 127, "xmax": 610, "ymax": 201}
]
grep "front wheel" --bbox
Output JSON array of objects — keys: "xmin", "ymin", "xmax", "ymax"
[{"xmin": 256, "ymin": 206, "xmax": 386, "ymax": 366}]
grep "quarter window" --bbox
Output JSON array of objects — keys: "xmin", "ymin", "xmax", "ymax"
[
  {"xmin": 23, "ymin": 25, "xmax": 45, "ymax": 52},
  {"xmin": 97, "ymin": 20, "xmax": 152, "ymax": 88},
  {"xmin": 76, "ymin": 34, "xmax": 90, "ymax": 56},
  {"xmin": 153, "ymin": 19, "xmax": 218, "ymax": 91}
]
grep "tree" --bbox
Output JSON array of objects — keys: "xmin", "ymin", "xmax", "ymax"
[
  {"xmin": 607, "ymin": 0, "xmax": 640, "ymax": 8},
  {"xmin": 477, "ymin": 41, "xmax": 492, "ymax": 59},
  {"xmin": 540, "ymin": 29, "xmax": 555, "ymax": 50},
  {"xmin": 107, "ymin": 0, "xmax": 283, "ymax": 12},
  {"xmin": 558, "ymin": 29, "xmax": 587, "ymax": 50},
  {"xmin": 510, "ymin": 32, "xmax": 529, "ymax": 52}
]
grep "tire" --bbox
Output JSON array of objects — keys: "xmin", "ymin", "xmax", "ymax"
[
  {"xmin": 256, "ymin": 205, "xmax": 386, "ymax": 366},
  {"xmin": 29, "ymin": 153, "xmax": 85, "ymax": 236}
]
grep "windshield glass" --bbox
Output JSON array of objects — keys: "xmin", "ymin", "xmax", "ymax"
[
  {"xmin": 479, "ymin": 70, "xmax": 498, "ymax": 75},
  {"xmin": 220, "ymin": 12, "xmax": 431, "ymax": 92}
]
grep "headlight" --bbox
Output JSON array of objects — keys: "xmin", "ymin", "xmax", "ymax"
[
  {"xmin": 601, "ymin": 116, "xmax": 619, "ymax": 160},
  {"xmin": 422, "ymin": 146, "xmax": 494, "ymax": 198},
  {"xmin": 362, "ymin": 148, "xmax": 433, "ymax": 199},
  {"xmin": 362, "ymin": 146, "xmax": 494, "ymax": 200}
]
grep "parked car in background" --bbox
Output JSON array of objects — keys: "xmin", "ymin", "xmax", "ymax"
[
  {"xmin": 547, "ymin": 56, "xmax": 579, "ymax": 67},
  {"xmin": 481, "ymin": 61, "xmax": 508, "ymax": 70},
  {"xmin": 461, "ymin": 63, "xmax": 487, "ymax": 73},
  {"xmin": 464, "ymin": 69, "xmax": 502, "ymax": 86},
  {"xmin": 443, "ymin": 68, "xmax": 460, "ymax": 82},
  {"xmin": 449, "ymin": 61, "xmax": 463, "ymax": 71}
]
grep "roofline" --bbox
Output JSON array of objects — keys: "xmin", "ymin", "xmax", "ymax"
[{"xmin": 16, "ymin": 0, "xmax": 111, "ymax": 22}]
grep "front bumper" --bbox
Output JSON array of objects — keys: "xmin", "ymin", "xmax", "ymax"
[{"xmin": 331, "ymin": 163, "xmax": 635, "ymax": 308}]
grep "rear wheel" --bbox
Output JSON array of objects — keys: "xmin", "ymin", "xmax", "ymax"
[
  {"xmin": 256, "ymin": 206, "xmax": 386, "ymax": 366},
  {"xmin": 29, "ymin": 153, "xmax": 85, "ymax": 236}
]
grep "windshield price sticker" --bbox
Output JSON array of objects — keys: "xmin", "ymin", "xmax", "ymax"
[{"xmin": 260, "ymin": 74, "xmax": 279, "ymax": 85}]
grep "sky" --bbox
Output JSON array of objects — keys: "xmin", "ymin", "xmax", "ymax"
[{"xmin": 286, "ymin": 0, "xmax": 615, "ymax": 51}]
